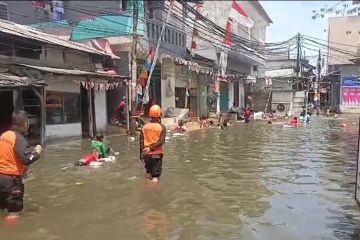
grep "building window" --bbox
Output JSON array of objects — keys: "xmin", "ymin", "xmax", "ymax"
[
  {"xmin": 146, "ymin": 22, "xmax": 150, "ymax": 38},
  {"xmin": 14, "ymin": 42, "xmax": 41, "ymax": 59},
  {"xmin": 156, "ymin": 25, "xmax": 159, "ymax": 39},
  {"xmin": 178, "ymin": 33, "xmax": 182, "ymax": 47},
  {"xmin": 46, "ymin": 91, "xmax": 81, "ymax": 125},
  {"xmin": 163, "ymin": 28, "xmax": 167, "ymax": 42},
  {"xmin": 171, "ymin": 31, "xmax": 175, "ymax": 45},
  {"xmin": 151, "ymin": 23, "xmax": 155, "ymax": 39},
  {"xmin": 121, "ymin": 0, "xmax": 128, "ymax": 11},
  {"xmin": 182, "ymin": 34, "xmax": 186, "ymax": 47},
  {"xmin": 0, "ymin": 2, "xmax": 8, "ymax": 20},
  {"xmin": 167, "ymin": 29, "xmax": 171, "ymax": 43},
  {"xmin": 175, "ymin": 32, "xmax": 178, "ymax": 46}
]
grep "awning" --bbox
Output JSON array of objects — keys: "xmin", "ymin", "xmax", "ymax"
[
  {"xmin": 0, "ymin": 73, "xmax": 46, "ymax": 89},
  {"xmin": 16, "ymin": 64, "xmax": 128, "ymax": 79},
  {"xmin": 83, "ymin": 39, "xmax": 120, "ymax": 60}
]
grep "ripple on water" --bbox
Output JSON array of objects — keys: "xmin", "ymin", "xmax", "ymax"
[{"xmin": 2, "ymin": 116, "xmax": 360, "ymax": 240}]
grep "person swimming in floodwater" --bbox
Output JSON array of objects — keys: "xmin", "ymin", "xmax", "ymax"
[
  {"xmin": 75, "ymin": 133, "xmax": 110, "ymax": 166},
  {"xmin": 174, "ymin": 120, "xmax": 188, "ymax": 133},
  {"xmin": 218, "ymin": 113, "xmax": 230, "ymax": 129},
  {"xmin": 288, "ymin": 116, "xmax": 299, "ymax": 126},
  {"xmin": 199, "ymin": 115, "xmax": 208, "ymax": 129},
  {"xmin": 243, "ymin": 108, "xmax": 252, "ymax": 123}
]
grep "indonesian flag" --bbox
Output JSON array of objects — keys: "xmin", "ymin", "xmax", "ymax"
[
  {"xmin": 229, "ymin": 0, "xmax": 254, "ymax": 28},
  {"xmin": 223, "ymin": 18, "xmax": 233, "ymax": 46}
]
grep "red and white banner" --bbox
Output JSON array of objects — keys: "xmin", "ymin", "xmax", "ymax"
[{"xmin": 229, "ymin": 1, "xmax": 254, "ymax": 28}]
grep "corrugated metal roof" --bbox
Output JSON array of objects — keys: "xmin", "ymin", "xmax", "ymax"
[
  {"xmin": 18, "ymin": 64, "xmax": 124, "ymax": 78},
  {"xmin": 0, "ymin": 73, "xmax": 46, "ymax": 89},
  {"xmin": 0, "ymin": 19, "xmax": 107, "ymax": 56}
]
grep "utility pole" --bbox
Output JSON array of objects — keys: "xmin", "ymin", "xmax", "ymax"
[
  {"xmin": 295, "ymin": 33, "xmax": 301, "ymax": 83},
  {"xmin": 295, "ymin": 33, "xmax": 301, "ymax": 115},
  {"xmin": 129, "ymin": 0, "xmax": 138, "ymax": 135},
  {"xmin": 316, "ymin": 49, "xmax": 322, "ymax": 111},
  {"xmin": 141, "ymin": 0, "xmax": 174, "ymax": 113}
]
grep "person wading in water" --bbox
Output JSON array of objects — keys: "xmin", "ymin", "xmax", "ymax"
[
  {"xmin": 139, "ymin": 105, "xmax": 166, "ymax": 183},
  {"xmin": 0, "ymin": 110, "xmax": 42, "ymax": 223}
]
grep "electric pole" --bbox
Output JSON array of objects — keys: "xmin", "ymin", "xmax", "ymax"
[
  {"xmin": 316, "ymin": 49, "xmax": 322, "ymax": 110},
  {"xmin": 295, "ymin": 33, "xmax": 301, "ymax": 115},
  {"xmin": 129, "ymin": 0, "xmax": 138, "ymax": 136}
]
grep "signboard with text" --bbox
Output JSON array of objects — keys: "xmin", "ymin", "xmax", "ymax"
[
  {"xmin": 342, "ymin": 88, "xmax": 360, "ymax": 107},
  {"xmin": 342, "ymin": 76, "xmax": 360, "ymax": 87}
]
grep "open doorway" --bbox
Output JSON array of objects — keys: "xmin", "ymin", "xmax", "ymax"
[{"xmin": 0, "ymin": 91, "xmax": 13, "ymax": 134}]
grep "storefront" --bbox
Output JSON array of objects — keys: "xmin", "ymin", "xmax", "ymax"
[{"xmin": 341, "ymin": 76, "xmax": 360, "ymax": 113}]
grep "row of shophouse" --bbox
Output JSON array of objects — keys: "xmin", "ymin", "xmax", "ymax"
[{"xmin": 0, "ymin": 0, "xmax": 273, "ymax": 142}]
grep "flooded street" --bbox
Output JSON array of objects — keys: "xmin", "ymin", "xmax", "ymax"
[{"xmin": 2, "ymin": 116, "xmax": 360, "ymax": 240}]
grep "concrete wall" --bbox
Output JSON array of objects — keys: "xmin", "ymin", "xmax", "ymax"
[
  {"xmin": 95, "ymin": 90, "xmax": 107, "ymax": 132},
  {"xmin": 161, "ymin": 59, "xmax": 176, "ymax": 115},
  {"xmin": 45, "ymin": 79, "xmax": 82, "ymax": 139},
  {"xmin": 328, "ymin": 16, "xmax": 360, "ymax": 66}
]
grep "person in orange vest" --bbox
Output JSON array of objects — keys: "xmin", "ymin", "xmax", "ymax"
[
  {"xmin": 140, "ymin": 105, "xmax": 166, "ymax": 183},
  {"xmin": 0, "ymin": 110, "xmax": 42, "ymax": 221}
]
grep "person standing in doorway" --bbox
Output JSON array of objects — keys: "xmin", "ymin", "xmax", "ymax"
[
  {"xmin": 139, "ymin": 105, "xmax": 166, "ymax": 183},
  {"xmin": 0, "ymin": 110, "xmax": 42, "ymax": 222},
  {"xmin": 118, "ymin": 96, "xmax": 126, "ymax": 124}
]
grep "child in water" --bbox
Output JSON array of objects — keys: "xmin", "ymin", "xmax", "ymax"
[
  {"xmin": 75, "ymin": 133, "xmax": 110, "ymax": 166},
  {"xmin": 288, "ymin": 116, "xmax": 299, "ymax": 125},
  {"xmin": 175, "ymin": 120, "xmax": 188, "ymax": 133},
  {"xmin": 199, "ymin": 115, "xmax": 208, "ymax": 129}
]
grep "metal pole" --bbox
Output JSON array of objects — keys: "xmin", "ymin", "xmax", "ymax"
[
  {"xmin": 355, "ymin": 116, "xmax": 360, "ymax": 206},
  {"xmin": 129, "ymin": 0, "xmax": 138, "ymax": 135},
  {"xmin": 316, "ymin": 49, "xmax": 321, "ymax": 110},
  {"xmin": 141, "ymin": 0, "xmax": 174, "ymax": 112}
]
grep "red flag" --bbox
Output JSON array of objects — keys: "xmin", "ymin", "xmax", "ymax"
[
  {"xmin": 223, "ymin": 18, "xmax": 233, "ymax": 46},
  {"xmin": 230, "ymin": 1, "xmax": 254, "ymax": 28}
]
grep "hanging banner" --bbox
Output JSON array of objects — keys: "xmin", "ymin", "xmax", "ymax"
[{"xmin": 342, "ymin": 88, "xmax": 360, "ymax": 107}]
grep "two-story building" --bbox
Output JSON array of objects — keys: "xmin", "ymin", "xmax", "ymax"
[
  {"xmin": 0, "ymin": 18, "xmax": 125, "ymax": 143},
  {"xmin": 327, "ymin": 16, "xmax": 360, "ymax": 113},
  {"xmin": 189, "ymin": 0, "xmax": 272, "ymax": 113}
]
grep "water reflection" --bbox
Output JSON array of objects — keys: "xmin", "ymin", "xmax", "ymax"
[{"xmin": 1, "ymin": 116, "xmax": 360, "ymax": 239}]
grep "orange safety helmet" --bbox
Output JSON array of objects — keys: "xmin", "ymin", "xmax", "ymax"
[{"xmin": 148, "ymin": 105, "xmax": 162, "ymax": 118}]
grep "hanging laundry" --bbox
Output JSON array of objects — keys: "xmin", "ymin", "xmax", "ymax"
[
  {"xmin": 51, "ymin": 0, "xmax": 64, "ymax": 20},
  {"xmin": 138, "ymin": 69, "xmax": 148, "ymax": 87}
]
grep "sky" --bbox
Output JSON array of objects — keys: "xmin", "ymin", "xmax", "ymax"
[{"xmin": 260, "ymin": 1, "xmax": 334, "ymax": 43}]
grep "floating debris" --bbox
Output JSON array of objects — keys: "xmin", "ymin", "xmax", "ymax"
[
  {"xmin": 185, "ymin": 160, "xmax": 191, "ymax": 163},
  {"xmin": 61, "ymin": 166, "xmax": 69, "ymax": 170},
  {"xmin": 126, "ymin": 176, "xmax": 137, "ymax": 181},
  {"xmin": 75, "ymin": 182, "xmax": 84, "ymax": 185}
]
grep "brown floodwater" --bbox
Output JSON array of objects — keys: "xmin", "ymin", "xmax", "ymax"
[{"xmin": 1, "ymin": 116, "xmax": 360, "ymax": 240}]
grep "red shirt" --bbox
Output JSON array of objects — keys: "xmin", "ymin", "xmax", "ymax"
[
  {"xmin": 118, "ymin": 100, "xmax": 125, "ymax": 109},
  {"xmin": 288, "ymin": 118, "xmax": 298, "ymax": 125},
  {"xmin": 82, "ymin": 152, "xmax": 99, "ymax": 165},
  {"xmin": 244, "ymin": 110, "xmax": 251, "ymax": 118}
]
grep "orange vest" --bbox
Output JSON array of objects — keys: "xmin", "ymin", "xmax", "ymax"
[
  {"xmin": 0, "ymin": 131, "xmax": 25, "ymax": 176},
  {"xmin": 142, "ymin": 122, "xmax": 164, "ymax": 155}
]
